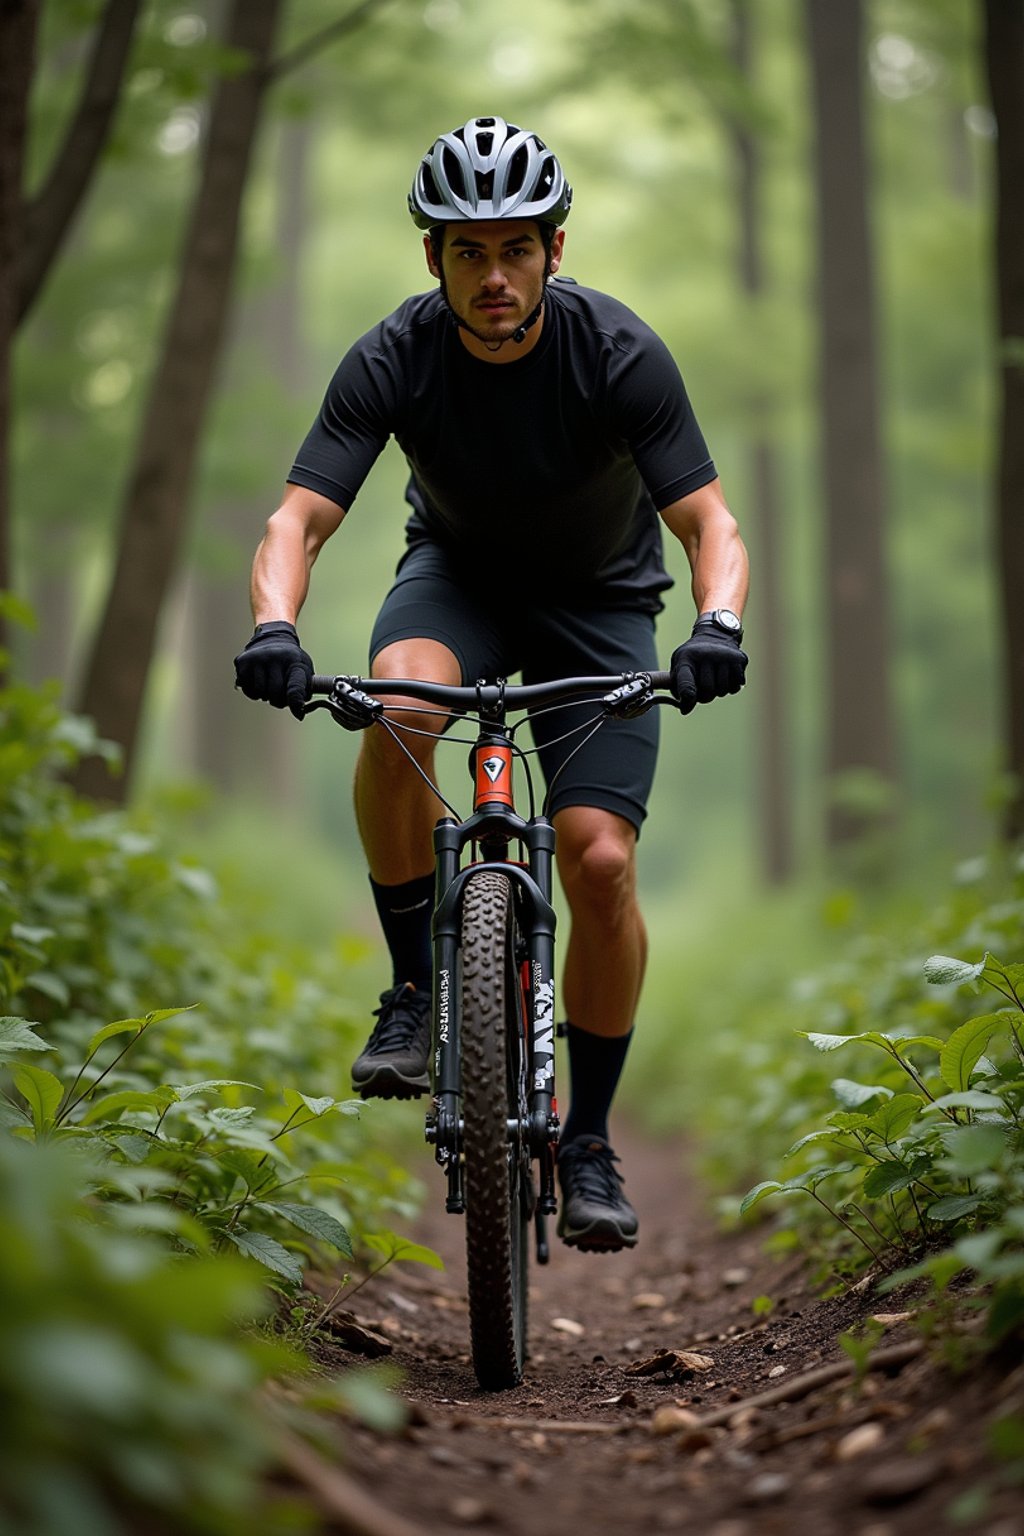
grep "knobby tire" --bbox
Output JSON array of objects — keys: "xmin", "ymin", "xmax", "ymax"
[{"xmin": 460, "ymin": 870, "xmax": 530, "ymax": 1390}]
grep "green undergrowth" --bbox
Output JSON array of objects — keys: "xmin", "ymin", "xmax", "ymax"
[
  {"xmin": 0, "ymin": 674, "xmax": 432, "ymax": 1534},
  {"xmin": 636, "ymin": 851, "xmax": 1024, "ymax": 1347}
]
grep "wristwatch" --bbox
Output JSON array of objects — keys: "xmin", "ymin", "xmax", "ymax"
[{"xmin": 694, "ymin": 608, "xmax": 744, "ymax": 642}]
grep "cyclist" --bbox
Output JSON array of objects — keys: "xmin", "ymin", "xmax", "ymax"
[{"xmin": 235, "ymin": 116, "xmax": 749, "ymax": 1254}]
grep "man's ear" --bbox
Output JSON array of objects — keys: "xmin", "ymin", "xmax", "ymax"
[
  {"xmin": 424, "ymin": 233, "xmax": 441, "ymax": 279},
  {"xmin": 547, "ymin": 228, "xmax": 565, "ymax": 275}
]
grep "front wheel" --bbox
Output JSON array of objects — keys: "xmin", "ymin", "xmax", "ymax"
[{"xmin": 460, "ymin": 870, "xmax": 530, "ymax": 1390}]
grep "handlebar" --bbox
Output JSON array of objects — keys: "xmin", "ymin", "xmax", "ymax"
[{"xmin": 310, "ymin": 671, "xmax": 672, "ymax": 713}]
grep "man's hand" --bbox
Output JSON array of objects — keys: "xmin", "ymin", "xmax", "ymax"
[
  {"xmin": 670, "ymin": 625, "xmax": 748, "ymax": 715},
  {"xmin": 234, "ymin": 621, "xmax": 313, "ymax": 720}
]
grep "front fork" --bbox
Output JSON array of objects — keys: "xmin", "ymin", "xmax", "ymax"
[{"xmin": 424, "ymin": 817, "xmax": 560, "ymax": 1251}]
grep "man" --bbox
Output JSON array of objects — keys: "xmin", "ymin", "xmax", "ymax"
[{"xmin": 235, "ymin": 117, "xmax": 749, "ymax": 1253}]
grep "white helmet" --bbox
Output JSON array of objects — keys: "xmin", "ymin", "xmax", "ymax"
[{"xmin": 409, "ymin": 116, "xmax": 572, "ymax": 230}]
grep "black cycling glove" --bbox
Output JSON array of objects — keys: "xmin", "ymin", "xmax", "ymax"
[
  {"xmin": 670, "ymin": 624, "xmax": 748, "ymax": 716},
  {"xmin": 233, "ymin": 621, "xmax": 313, "ymax": 720}
]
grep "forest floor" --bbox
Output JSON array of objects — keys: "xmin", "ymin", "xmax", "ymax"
[{"xmin": 284, "ymin": 1127, "xmax": 1024, "ymax": 1536}]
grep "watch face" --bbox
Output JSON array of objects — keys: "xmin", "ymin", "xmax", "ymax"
[{"xmin": 716, "ymin": 609, "xmax": 742, "ymax": 633}]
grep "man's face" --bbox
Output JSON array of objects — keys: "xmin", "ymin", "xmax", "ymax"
[{"xmin": 425, "ymin": 220, "xmax": 564, "ymax": 349}]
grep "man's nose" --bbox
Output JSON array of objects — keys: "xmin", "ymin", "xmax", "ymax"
[{"xmin": 480, "ymin": 263, "xmax": 507, "ymax": 289}]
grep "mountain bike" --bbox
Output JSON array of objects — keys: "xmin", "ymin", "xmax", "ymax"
[{"xmin": 305, "ymin": 666, "xmax": 674, "ymax": 1390}]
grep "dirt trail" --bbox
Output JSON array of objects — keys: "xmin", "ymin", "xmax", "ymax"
[{"xmin": 305, "ymin": 1128, "xmax": 1024, "ymax": 1536}]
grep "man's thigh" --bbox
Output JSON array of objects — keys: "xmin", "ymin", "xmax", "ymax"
[
  {"xmin": 523, "ymin": 605, "xmax": 660, "ymax": 836},
  {"xmin": 369, "ymin": 541, "xmax": 517, "ymax": 683}
]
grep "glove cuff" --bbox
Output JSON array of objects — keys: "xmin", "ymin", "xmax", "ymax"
[{"xmin": 250, "ymin": 620, "xmax": 300, "ymax": 644}]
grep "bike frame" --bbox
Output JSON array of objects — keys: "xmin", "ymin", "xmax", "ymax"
[{"xmin": 307, "ymin": 669, "xmax": 670, "ymax": 1261}]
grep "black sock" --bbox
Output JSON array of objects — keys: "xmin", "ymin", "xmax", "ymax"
[
  {"xmin": 560, "ymin": 1023, "xmax": 633, "ymax": 1146},
  {"xmin": 369, "ymin": 873, "xmax": 434, "ymax": 994}
]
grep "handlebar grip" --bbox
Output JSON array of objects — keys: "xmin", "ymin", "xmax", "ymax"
[{"xmin": 311, "ymin": 675, "xmax": 337, "ymax": 693}]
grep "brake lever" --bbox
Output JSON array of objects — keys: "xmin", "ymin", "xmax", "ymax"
[
  {"xmin": 602, "ymin": 674, "xmax": 657, "ymax": 720},
  {"xmin": 303, "ymin": 681, "xmax": 384, "ymax": 731}
]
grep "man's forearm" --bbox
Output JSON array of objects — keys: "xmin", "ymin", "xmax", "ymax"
[
  {"xmin": 249, "ymin": 487, "xmax": 347, "ymax": 626},
  {"xmin": 250, "ymin": 520, "xmax": 313, "ymax": 625},
  {"xmin": 688, "ymin": 517, "xmax": 749, "ymax": 618}
]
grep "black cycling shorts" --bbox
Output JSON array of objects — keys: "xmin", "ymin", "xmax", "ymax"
[{"xmin": 368, "ymin": 541, "xmax": 661, "ymax": 834}]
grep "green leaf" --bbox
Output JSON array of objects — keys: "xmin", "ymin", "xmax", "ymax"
[
  {"xmin": 803, "ymin": 1032, "xmax": 855, "ymax": 1053},
  {"xmin": 940, "ymin": 1015, "xmax": 1008, "ymax": 1093},
  {"xmin": 831, "ymin": 1079, "xmax": 894, "ymax": 1109},
  {"xmin": 259, "ymin": 1203, "xmax": 354, "ymax": 1257},
  {"xmin": 206, "ymin": 1107, "xmax": 256, "ymax": 1127},
  {"xmin": 363, "ymin": 1232, "xmax": 445, "ymax": 1269},
  {"xmin": 174, "ymin": 1079, "xmax": 261, "ymax": 1100},
  {"xmin": 12, "ymin": 1064, "xmax": 64, "ymax": 1131},
  {"xmin": 740, "ymin": 1180, "xmax": 783, "ymax": 1215},
  {"xmin": 299, "ymin": 1094, "xmax": 336, "ymax": 1117},
  {"xmin": 784, "ymin": 1129, "xmax": 845, "ymax": 1158},
  {"xmin": 0, "ymin": 1016, "xmax": 49, "ymax": 1055},
  {"xmin": 223, "ymin": 1229, "xmax": 304, "ymax": 1285},
  {"xmin": 922, "ymin": 1090, "xmax": 1008, "ymax": 1115},
  {"xmin": 143, "ymin": 1005, "xmax": 199, "ymax": 1026},
  {"xmin": 863, "ymin": 1160, "xmax": 916, "ymax": 1198},
  {"xmin": 80, "ymin": 1087, "xmax": 179, "ymax": 1124},
  {"xmin": 924, "ymin": 953, "xmax": 988, "ymax": 987},
  {"xmin": 84, "ymin": 1017, "xmax": 145, "ymax": 1057},
  {"xmin": 927, "ymin": 1194, "xmax": 983, "ymax": 1222},
  {"xmin": 866, "ymin": 1094, "xmax": 924, "ymax": 1141},
  {"xmin": 826, "ymin": 1110, "xmax": 873, "ymax": 1131},
  {"xmin": 940, "ymin": 1124, "xmax": 1008, "ymax": 1176}
]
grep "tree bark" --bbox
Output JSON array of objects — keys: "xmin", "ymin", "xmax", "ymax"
[
  {"xmin": 18, "ymin": 0, "xmax": 141, "ymax": 324},
  {"xmin": 984, "ymin": 0, "xmax": 1024, "ymax": 842},
  {"xmin": 71, "ymin": 0, "xmax": 282, "ymax": 802},
  {"xmin": 0, "ymin": 0, "xmax": 40, "ymax": 663},
  {"xmin": 731, "ymin": 0, "xmax": 794, "ymax": 885},
  {"xmin": 805, "ymin": 0, "xmax": 898, "ymax": 849}
]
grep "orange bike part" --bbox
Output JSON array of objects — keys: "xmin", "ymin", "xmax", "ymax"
[{"xmin": 474, "ymin": 742, "xmax": 514, "ymax": 810}]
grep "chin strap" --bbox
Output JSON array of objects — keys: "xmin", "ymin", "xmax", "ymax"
[{"xmin": 441, "ymin": 280, "xmax": 547, "ymax": 352}]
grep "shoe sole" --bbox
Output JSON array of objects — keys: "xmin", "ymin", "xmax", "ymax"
[
  {"xmin": 558, "ymin": 1219, "xmax": 638, "ymax": 1253},
  {"xmin": 352, "ymin": 1065, "xmax": 430, "ymax": 1100}
]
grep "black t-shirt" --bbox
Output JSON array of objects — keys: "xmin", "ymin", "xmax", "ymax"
[{"xmin": 287, "ymin": 280, "xmax": 716, "ymax": 611}]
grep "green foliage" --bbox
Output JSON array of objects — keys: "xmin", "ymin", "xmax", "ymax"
[
  {"xmin": 0, "ymin": 1133, "xmax": 299, "ymax": 1535},
  {"xmin": 0, "ymin": 677, "xmax": 430, "ymax": 1528},
  {"xmin": 728, "ymin": 862, "xmax": 1024, "ymax": 1339}
]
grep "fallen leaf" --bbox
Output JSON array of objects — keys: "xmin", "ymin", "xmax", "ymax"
[
  {"xmin": 319, "ymin": 1310, "xmax": 393, "ymax": 1358},
  {"xmin": 870, "ymin": 1312, "xmax": 913, "ymax": 1327},
  {"xmin": 598, "ymin": 1390, "xmax": 639, "ymax": 1408},
  {"xmin": 550, "ymin": 1316, "xmax": 585, "ymax": 1337},
  {"xmin": 450, "ymin": 1496, "xmax": 492, "ymax": 1525},
  {"xmin": 632, "ymin": 1291, "xmax": 667, "ymax": 1310},
  {"xmin": 835, "ymin": 1422, "xmax": 886, "ymax": 1461},
  {"xmin": 651, "ymin": 1405, "xmax": 700, "ymax": 1436},
  {"xmin": 626, "ymin": 1349, "xmax": 715, "ymax": 1378}
]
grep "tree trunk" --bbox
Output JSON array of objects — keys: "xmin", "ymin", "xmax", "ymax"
[
  {"xmin": 984, "ymin": 0, "xmax": 1024, "ymax": 842},
  {"xmin": 805, "ymin": 0, "xmax": 898, "ymax": 849},
  {"xmin": 190, "ymin": 118, "xmax": 312, "ymax": 794},
  {"xmin": 71, "ymin": 0, "xmax": 282, "ymax": 802},
  {"xmin": 731, "ymin": 0, "xmax": 794, "ymax": 885},
  {"xmin": 0, "ymin": 1, "xmax": 39, "ymax": 665},
  {"xmin": 18, "ymin": 0, "xmax": 141, "ymax": 324}
]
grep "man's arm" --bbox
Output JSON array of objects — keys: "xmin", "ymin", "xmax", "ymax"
[
  {"xmin": 234, "ymin": 484, "xmax": 346, "ymax": 717},
  {"xmin": 659, "ymin": 478, "xmax": 750, "ymax": 713},
  {"xmin": 251, "ymin": 482, "xmax": 347, "ymax": 623},
  {"xmin": 658, "ymin": 477, "xmax": 749, "ymax": 620}
]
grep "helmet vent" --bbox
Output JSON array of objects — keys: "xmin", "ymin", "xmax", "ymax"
[
  {"xmin": 477, "ymin": 132, "xmax": 494, "ymax": 155},
  {"xmin": 441, "ymin": 145, "xmax": 467, "ymax": 201}
]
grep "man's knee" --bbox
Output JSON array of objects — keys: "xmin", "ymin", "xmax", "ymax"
[
  {"xmin": 362, "ymin": 637, "xmax": 461, "ymax": 760},
  {"xmin": 555, "ymin": 808, "xmax": 638, "ymax": 911}
]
